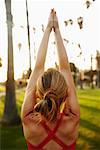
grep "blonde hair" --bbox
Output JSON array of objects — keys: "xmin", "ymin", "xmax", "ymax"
[{"xmin": 34, "ymin": 68, "xmax": 68, "ymax": 122}]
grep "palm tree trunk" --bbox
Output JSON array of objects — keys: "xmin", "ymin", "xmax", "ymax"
[
  {"xmin": 26, "ymin": 0, "xmax": 32, "ymax": 77},
  {"xmin": 1, "ymin": 0, "xmax": 20, "ymax": 125}
]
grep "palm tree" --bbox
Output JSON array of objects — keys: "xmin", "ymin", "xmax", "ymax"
[
  {"xmin": 26, "ymin": 0, "xmax": 31, "ymax": 77},
  {"xmin": 96, "ymin": 51, "xmax": 100, "ymax": 88},
  {"xmin": 0, "ymin": 57, "xmax": 2, "ymax": 67},
  {"xmin": 18, "ymin": 42, "xmax": 22, "ymax": 51},
  {"xmin": 1, "ymin": 0, "xmax": 20, "ymax": 125}
]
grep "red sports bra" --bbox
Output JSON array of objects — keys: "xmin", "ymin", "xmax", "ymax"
[{"xmin": 27, "ymin": 113, "xmax": 76, "ymax": 150}]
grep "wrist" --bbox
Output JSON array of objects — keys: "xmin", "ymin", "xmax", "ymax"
[
  {"xmin": 46, "ymin": 26, "xmax": 51, "ymax": 33},
  {"xmin": 55, "ymin": 28, "xmax": 60, "ymax": 34}
]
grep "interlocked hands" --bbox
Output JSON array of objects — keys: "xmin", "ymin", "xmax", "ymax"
[{"xmin": 47, "ymin": 8, "xmax": 59, "ymax": 32}]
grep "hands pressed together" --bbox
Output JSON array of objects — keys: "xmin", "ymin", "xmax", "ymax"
[{"xmin": 47, "ymin": 8, "xmax": 59, "ymax": 32}]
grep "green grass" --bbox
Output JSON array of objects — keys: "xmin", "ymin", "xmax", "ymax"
[
  {"xmin": 0, "ymin": 96, "xmax": 4, "ymax": 117},
  {"xmin": 0, "ymin": 85, "xmax": 5, "ymax": 92},
  {"xmin": 76, "ymin": 89, "xmax": 100, "ymax": 150},
  {"xmin": 0, "ymin": 88, "xmax": 100, "ymax": 150},
  {"xmin": 0, "ymin": 89, "xmax": 27, "ymax": 150},
  {"xmin": 1, "ymin": 125, "xmax": 27, "ymax": 150}
]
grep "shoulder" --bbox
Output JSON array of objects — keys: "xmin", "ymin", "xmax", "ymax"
[
  {"xmin": 22, "ymin": 112, "xmax": 44, "ymax": 139},
  {"xmin": 59, "ymin": 112, "xmax": 79, "ymax": 138},
  {"xmin": 22, "ymin": 111, "xmax": 42, "ymax": 125},
  {"xmin": 63, "ymin": 107, "xmax": 80, "ymax": 123},
  {"xmin": 60, "ymin": 108, "xmax": 80, "ymax": 132}
]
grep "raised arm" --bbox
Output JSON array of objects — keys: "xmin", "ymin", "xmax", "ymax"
[
  {"xmin": 21, "ymin": 10, "xmax": 54, "ymax": 120},
  {"xmin": 53, "ymin": 10, "xmax": 80, "ymax": 116},
  {"xmin": 26, "ymin": 27, "xmax": 50, "ymax": 92}
]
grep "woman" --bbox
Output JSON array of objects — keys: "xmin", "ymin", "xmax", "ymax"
[{"xmin": 21, "ymin": 9, "xmax": 80, "ymax": 150}]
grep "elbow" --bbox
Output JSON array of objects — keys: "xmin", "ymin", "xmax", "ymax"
[
  {"xmin": 74, "ymin": 103, "xmax": 80, "ymax": 117},
  {"xmin": 76, "ymin": 112, "xmax": 80, "ymax": 124},
  {"xmin": 21, "ymin": 107, "xmax": 33, "ymax": 124},
  {"xmin": 75, "ymin": 106, "xmax": 80, "ymax": 122},
  {"xmin": 21, "ymin": 107, "xmax": 28, "ymax": 124},
  {"xmin": 71, "ymin": 104, "xmax": 80, "ymax": 121},
  {"xmin": 21, "ymin": 110, "xmax": 25, "ymax": 123}
]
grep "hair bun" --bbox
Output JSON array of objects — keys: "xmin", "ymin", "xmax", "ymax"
[{"xmin": 44, "ymin": 89, "xmax": 58, "ymax": 100}]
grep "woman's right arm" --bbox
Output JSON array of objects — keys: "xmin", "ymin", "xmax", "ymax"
[
  {"xmin": 54, "ymin": 11, "xmax": 80, "ymax": 117},
  {"xmin": 21, "ymin": 10, "xmax": 53, "ymax": 122}
]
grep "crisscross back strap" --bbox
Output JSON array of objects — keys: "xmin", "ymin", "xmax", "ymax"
[
  {"xmin": 41, "ymin": 113, "xmax": 63, "ymax": 134},
  {"xmin": 36, "ymin": 113, "xmax": 64, "ymax": 148},
  {"xmin": 27, "ymin": 113, "xmax": 76, "ymax": 149}
]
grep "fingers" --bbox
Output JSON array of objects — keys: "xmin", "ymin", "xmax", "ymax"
[
  {"xmin": 48, "ymin": 9, "xmax": 58, "ymax": 32},
  {"xmin": 51, "ymin": 8, "xmax": 54, "ymax": 12},
  {"xmin": 54, "ymin": 11, "xmax": 57, "ymax": 20},
  {"xmin": 50, "ymin": 8, "xmax": 56, "ymax": 16},
  {"xmin": 51, "ymin": 8, "xmax": 57, "ymax": 27}
]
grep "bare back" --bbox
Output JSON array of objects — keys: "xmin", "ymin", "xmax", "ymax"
[{"xmin": 22, "ymin": 109, "xmax": 79, "ymax": 150}]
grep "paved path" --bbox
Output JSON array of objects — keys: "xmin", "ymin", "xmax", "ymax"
[{"xmin": 0, "ymin": 87, "xmax": 25, "ymax": 99}]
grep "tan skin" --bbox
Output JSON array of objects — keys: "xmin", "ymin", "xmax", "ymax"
[{"xmin": 21, "ymin": 9, "xmax": 80, "ymax": 150}]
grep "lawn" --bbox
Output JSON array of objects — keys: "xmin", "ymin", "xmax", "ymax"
[
  {"xmin": 0, "ymin": 88, "xmax": 100, "ymax": 150},
  {"xmin": 76, "ymin": 89, "xmax": 100, "ymax": 150},
  {"xmin": 0, "ymin": 85, "xmax": 5, "ymax": 92}
]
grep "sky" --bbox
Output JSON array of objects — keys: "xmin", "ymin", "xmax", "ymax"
[{"xmin": 0, "ymin": 0, "xmax": 100, "ymax": 82}]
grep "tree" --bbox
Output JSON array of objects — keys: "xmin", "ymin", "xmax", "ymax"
[
  {"xmin": 70, "ymin": 63, "xmax": 78, "ymax": 86},
  {"xmin": 1, "ymin": 0, "xmax": 20, "ymax": 125},
  {"xmin": 96, "ymin": 51, "xmax": 100, "ymax": 88},
  {"xmin": 0, "ymin": 57, "xmax": 2, "ymax": 67},
  {"xmin": 26, "ymin": 0, "xmax": 32, "ymax": 77}
]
